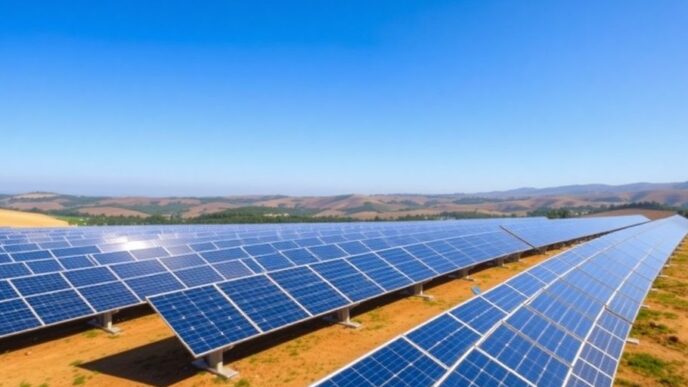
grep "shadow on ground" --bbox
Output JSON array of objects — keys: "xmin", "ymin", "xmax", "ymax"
[{"xmin": 80, "ymin": 337, "xmax": 198, "ymax": 386}]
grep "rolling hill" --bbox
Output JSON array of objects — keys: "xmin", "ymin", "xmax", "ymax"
[{"xmin": 1, "ymin": 181, "xmax": 687, "ymax": 220}]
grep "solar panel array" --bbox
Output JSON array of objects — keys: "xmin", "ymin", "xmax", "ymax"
[
  {"xmin": 147, "ymin": 216, "xmax": 646, "ymax": 358},
  {"xmin": 501, "ymin": 215, "xmax": 649, "ymax": 248},
  {"xmin": 0, "ymin": 216, "xmax": 645, "ymax": 341},
  {"xmin": 315, "ymin": 215, "xmax": 688, "ymax": 387},
  {"xmin": 0, "ymin": 219, "xmax": 545, "ymax": 339}
]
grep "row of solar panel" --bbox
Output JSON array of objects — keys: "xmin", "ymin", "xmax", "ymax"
[
  {"xmin": 148, "ymin": 231, "xmax": 533, "ymax": 356},
  {"xmin": 0, "ymin": 222, "xmax": 512, "ymax": 281},
  {"xmin": 0, "ymin": 219, "xmax": 524, "ymax": 249},
  {"xmin": 0, "ymin": 226, "xmax": 529, "ymax": 339},
  {"xmin": 315, "ymin": 215, "xmax": 688, "ymax": 387},
  {"xmin": 501, "ymin": 215, "xmax": 648, "ymax": 248},
  {"xmin": 0, "ymin": 216, "xmax": 647, "ymax": 343}
]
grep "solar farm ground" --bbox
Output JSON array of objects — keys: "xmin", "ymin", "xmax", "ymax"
[
  {"xmin": 0, "ymin": 247, "xmax": 563, "ymax": 387},
  {"xmin": 615, "ymin": 238, "xmax": 688, "ymax": 387},
  {"xmin": 0, "ymin": 208, "xmax": 68, "ymax": 227}
]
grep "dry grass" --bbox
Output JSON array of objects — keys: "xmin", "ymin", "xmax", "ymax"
[
  {"xmin": 615, "ymin": 238, "xmax": 688, "ymax": 387},
  {"xmin": 0, "ymin": 208, "xmax": 68, "ymax": 227},
  {"xmin": 0, "ymin": 248, "xmax": 565, "ymax": 387}
]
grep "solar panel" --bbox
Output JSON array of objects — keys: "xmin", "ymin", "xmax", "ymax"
[
  {"xmin": 268, "ymin": 267, "xmax": 350, "ymax": 315},
  {"xmin": 315, "ymin": 215, "xmax": 688, "ymax": 387},
  {"xmin": 217, "ymin": 276, "xmax": 309, "ymax": 332},
  {"xmin": 149, "ymin": 286, "xmax": 259, "ymax": 356},
  {"xmin": 0, "ymin": 216, "xmax": 647, "ymax": 340}
]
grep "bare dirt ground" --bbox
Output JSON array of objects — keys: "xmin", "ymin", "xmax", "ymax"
[
  {"xmin": 0, "ymin": 208, "xmax": 68, "ymax": 227},
  {"xmin": 0, "ymin": 248, "xmax": 564, "ymax": 387},
  {"xmin": 615, "ymin": 238, "xmax": 688, "ymax": 386}
]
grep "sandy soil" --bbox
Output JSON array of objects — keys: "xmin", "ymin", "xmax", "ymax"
[
  {"xmin": 615, "ymin": 238, "xmax": 688, "ymax": 386},
  {"xmin": 0, "ymin": 208, "xmax": 68, "ymax": 227},
  {"xmin": 0, "ymin": 249, "xmax": 563, "ymax": 387}
]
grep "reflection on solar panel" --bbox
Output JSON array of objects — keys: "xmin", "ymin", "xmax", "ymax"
[
  {"xmin": 315, "ymin": 215, "xmax": 688, "ymax": 387},
  {"xmin": 0, "ymin": 215, "xmax": 646, "ymax": 340}
]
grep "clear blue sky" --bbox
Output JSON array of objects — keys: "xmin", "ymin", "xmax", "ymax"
[{"xmin": 1, "ymin": 1, "xmax": 686, "ymax": 196}]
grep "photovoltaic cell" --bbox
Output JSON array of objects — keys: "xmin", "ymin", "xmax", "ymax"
[
  {"xmin": 26, "ymin": 290, "xmax": 93, "ymax": 324},
  {"xmin": 268, "ymin": 267, "xmax": 349, "ymax": 315},
  {"xmin": 310, "ymin": 260, "xmax": 383, "ymax": 302},
  {"xmin": 79, "ymin": 282, "xmax": 139, "ymax": 312},
  {"xmin": 12, "ymin": 273, "xmax": 70, "ymax": 296},
  {"xmin": 149, "ymin": 286, "xmax": 260, "ymax": 356},
  {"xmin": 0, "ymin": 299, "xmax": 42, "ymax": 336},
  {"xmin": 218, "ymin": 276, "xmax": 309, "ymax": 331}
]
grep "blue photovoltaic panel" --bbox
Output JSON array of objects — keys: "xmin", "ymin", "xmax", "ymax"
[
  {"xmin": 110, "ymin": 260, "xmax": 166, "ymax": 279},
  {"xmin": 12, "ymin": 273, "xmax": 70, "ymax": 297},
  {"xmin": 308, "ymin": 244, "xmax": 347, "ymax": 260},
  {"xmin": 282, "ymin": 248, "xmax": 319, "ymax": 265},
  {"xmin": 26, "ymin": 290, "xmax": 93, "ymax": 324},
  {"xmin": 316, "ymin": 216, "xmax": 687, "ymax": 387},
  {"xmin": 348, "ymin": 253, "xmax": 412, "ymax": 291},
  {"xmin": 63, "ymin": 267, "xmax": 117, "ymax": 287},
  {"xmin": 241, "ymin": 258, "xmax": 264, "ymax": 273},
  {"xmin": 0, "ymin": 215, "xmax": 659, "ymax": 346},
  {"xmin": 0, "ymin": 299, "xmax": 42, "ymax": 336},
  {"xmin": 130, "ymin": 247, "xmax": 169, "ymax": 260},
  {"xmin": 190, "ymin": 242, "xmax": 216, "ymax": 252},
  {"xmin": 506, "ymin": 272, "xmax": 546, "ymax": 297},
  {"xmin": 243, "ymin": 243, "xmax": 276, "ymax": 257},
  {"xmin": 125, "ymin": 272, "xmax": 184, "ymax": 299},
  {"xmin": 149, "ymin": 285, "xmax": 260, "ymax": 356},
  {"xmin": 0, "ymin": 281, "xmax": 18, "ymax": 301},
  {"xmin": 440, "ymin": 350, "xmax": 529, "ymax": 387},
  {"xmin": 92, "ymin": 251, "xmax": 135, "ymax": 265},
  {"xmin": 0, "ymin": 254, "xmax": 12, "ymax": 264},
  {"xmin": 311, "ymin": 260, "xmax": 383, "ymax": 302},
  {"xmin": 201, "ymin": 248, "xmax": 248, "ymax": 263},
  {"xmin": 161, "ymin": 253, "xmax": 206, "ymax": 270},
  {"xmin": 212, "ymin": 261, "xmax": 253, "ymax": 280},
  {"xmin": 271, "ymin": 240, "xmax": 299, "ymax": 250},
  {"xmin": 376, "ymin": 248, "xmax": 436, "ymax": 282},
  {"xmin": 218, "ymin": 275, "xmax": 309, "ymax": 331},
  {"xmin": 450, "ymin": 297, "xmax": 505, "ymax": 334},
  {"xmin": 0, "ymin": 263, "xmax": 31, "ymax": 279},
  {"xmin": 52, "ymin": 245, "xmax": 101, "ymax": 258},
  {"xmin": 406, "ymin": 314, "xmax": 480, "ymax": 367},
  {"xmin": 294, "ymin": 237, "xmax": 323, "ymax": 247},
  {"xmin": 174, "ymin": 266, "xmax": 224, "ymax": 288},
  {"xmin": 268, "ymin": 267, "xmax": 349, "ymax": 315},
  {"xmin": 11, "ymin": 250, "xmax": 53, "ymax": 261},
  {"xmin": 79, "ymin": 282, "xmax": 139, "ymax": 312},
  {"xmin": 58, "ymin": 255, "xmax": 95, "ymax": 270},
  {"xmin": 322, "ymin": 338, "xmax": 445, "ymax": 387},
  {"xmin": 337, "ymin": 241, "xmax": 370, "ymax": 255},
  {"xmin": 255, "ymin": 253, "xmax": 294, "ymax": 271},
  {"xmin": 505, "ymin": 307, "xmax": 581, "ymax": 363},
  {"xmin": 480, "ymin": 325, "xmax": 569, "ymax": 386},
  {"xmin": 26, "ymin": 259, "xmax": 63, "ymax": 274},
  {"xmin": 404, "ymin": 244, "xmax": 457, "ymax": 274},
  {"xmin": 482, "ymin": 285, "xmax": 527, "ymax": 313}
]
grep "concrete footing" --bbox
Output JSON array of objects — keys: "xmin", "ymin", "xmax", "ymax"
[
  {"xmin": 411, "ymin": 283, "xmax": 434, "ymax": 300},
  {"xmin": 193, "ymin": 349, "xmax": 238, "ymax": 379},
  {"xmin": 88, "ymin": 311, "xmax": 120, "ymax": 334},
  {"xmin": 627, "ymin": 338, "xmax": 640, "ymax": 345},
  {"xmin": 332, "ymin": 307, "xmax": 361, "ymax": 328}
]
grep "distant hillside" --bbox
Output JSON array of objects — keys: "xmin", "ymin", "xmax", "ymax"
[{"xmin": 1, "ymin": 181, "xmax": 687, "ymax": 220}]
